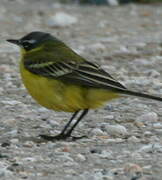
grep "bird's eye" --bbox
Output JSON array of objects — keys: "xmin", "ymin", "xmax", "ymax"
[
  {"xmin": 21, "ymin": 39, "xmax": 36, "ymax": 50},
  {"xmin": 22, "ymin": 41, "xmax": 30, "ymax": 48}
]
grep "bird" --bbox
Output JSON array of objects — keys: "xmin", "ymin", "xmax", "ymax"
[{"xmin": 7, "ymin": 31, "xmax": 162, "ymax": 141}]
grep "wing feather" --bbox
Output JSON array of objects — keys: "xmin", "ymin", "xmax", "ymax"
[{"xmin": 24, "ymin": 58, "xmax": 126, "ymax": 91}]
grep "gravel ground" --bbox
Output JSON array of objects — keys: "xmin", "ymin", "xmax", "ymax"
[{"xmin": 1, "ymin": 0, "xmax": 162, "ymax": 179}]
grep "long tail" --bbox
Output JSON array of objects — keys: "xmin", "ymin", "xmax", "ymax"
[{"xmin": 119, "ymin": 89, "xmax": 162, "ymax": 102}]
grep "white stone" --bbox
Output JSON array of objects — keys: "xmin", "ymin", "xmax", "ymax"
[
  {"xmin": 119, "ymin": 46, "xmax": 130, "ymax": 53},
  {"xmin": 37, "ymin": 107, "xmax": 49, "ymax": 113},
  {"xmin": 153, "ymin": 122, "xmax": 162, "ymax": 129},
  {"xmin": 138, "ymin": 144, "xmax": 154, "ymax": 153},
  {"xmin": 105, "ymin": 124, "xmax": 128, "ymax": 136},
  {"xmin": 138, "ymin": 144, "xmax": 162, "ymax": 153},
  {"xmin": 10, "ymin": 138, "xmax": 19, "ymax": 144},
  {"xmin": 23, "ymin": 157, "xmax": 37, "ymax": 162},
  {"xmin": 1, "ymin": 100, "xmax": 21, "ymax": 106},
  {"xmin": 47, "ymin": 12, "xmax": 78, "ymax": 27},
  {"xmin": 136, "ymin": 112, "xmax": 158, "ymax": 123},
  {"xmin": 128, "ymin": 136, "xmax": 140, "ymax": 143},
  {"xmin": 103, "ymin": 115, "xmax": 114, "ymax": 120},
  {"xmin": 105, "ymin": 138, "xmax": 125, "ymax": 143},
  {"xmin": 76, "ymin": 154, "xmax": 86, "ymax": 162},
  {"xmin": 144, "ymin": 131, "xmax": 152, "ymax": 136},
  {"xmin": 47, "ymin": 119, "xmax": 59, "ymax": 127},
  {"xmin": 91, "ymin": 128, "xmax": 105, "ymax": 136}
]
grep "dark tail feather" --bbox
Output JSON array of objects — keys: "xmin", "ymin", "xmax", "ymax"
[{"xmin": 119, "ymin": 89, "xmax": 162, "ymax": 102}]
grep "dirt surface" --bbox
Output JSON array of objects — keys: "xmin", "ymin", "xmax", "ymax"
[{"xmin": 1, "ymin": 0, "xmax": 162, "ymax": 179}]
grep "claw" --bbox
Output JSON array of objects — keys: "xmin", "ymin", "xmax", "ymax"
[
  {"xmin": 39, "ymin": 133, "xmax": 68, "ymax": 141},
  {"xmin": 71, "ymin": 135, "xmax": 88, "ymax": 141},
  {"xmin": 39, "ymin": 133, "xmax": 88, "ymax": 141}
]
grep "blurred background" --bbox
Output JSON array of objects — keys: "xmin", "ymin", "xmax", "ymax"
[
  {"xmin": 59, "ymin": 0, "xmax": 162, "ymax": 4},
  {"xmin": 41, "ymin": 0, "xmax": 162, "ymax": 4},
  {"xmin": 1, "ymin": 0, "xmax": 162, "ymax": 180}
]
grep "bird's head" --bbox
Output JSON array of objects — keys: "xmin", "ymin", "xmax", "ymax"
[{"xmin": 7, "ymin": 31, "xmax": 59, "ymax": 54}]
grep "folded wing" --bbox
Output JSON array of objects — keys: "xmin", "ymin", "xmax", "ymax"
[{"xmin": 24, "ymin": 58, "xmax": 127, "ymax": 91}]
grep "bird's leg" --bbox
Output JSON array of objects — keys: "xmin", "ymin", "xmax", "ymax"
[
  {"xmin": 59, "ymin": 111, "xmax": 79, "ymax": 135},
  {"xmin": 40, "ymin": 109, "xmax": 89, "ymax": 141},
  {"xmin": 64, "ymin": 109, "xmax": 89, "ymax": 140},
  {"xmin": 40, "ymin": 111, "xmax": 79, "ymax": 141}
]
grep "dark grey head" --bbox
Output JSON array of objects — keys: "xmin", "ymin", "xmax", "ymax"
[{"xmin": 7, "ymin": 31, "xmax": 55, "ymax": 51}]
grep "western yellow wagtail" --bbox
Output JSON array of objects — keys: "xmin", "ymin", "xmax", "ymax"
[{"xmin": 7, "ymin": 31, "xmax": 162, "ymax": 140}]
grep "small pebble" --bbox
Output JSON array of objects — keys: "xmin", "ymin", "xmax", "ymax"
[
  {"xmin": 104, "ymin": 124, "xmax": 128, "ymax": 137},
  {"xmin": 134, "ymin": 121, "xmax": 145, "ymax": 128},
  {"xmin": 47, "ymin": 119, "xmax": 59, "ymax": 127},
  {"xmin": 119, "ymin": 46, "xmax": 130, "ymax": 53},
  {"xmin": 76, "ymin": 154, "xmax": 86, "ymax": 162},
  {"xmin": 23, "ymin": 141, "xmax": 34, "ymax": 148},
  {"xmin": 37, "ymin": 107, "xmax": 49, "ymax": 113},
  {"xmin": 144, "ymin": 131, "xmax": 152, "ymax": 137},
  {"xmin": 153, "ymin": 122, "xmax": 162, "ymax": 129},
  {"xmin": 138, "ymin": 144, "xmax": 162, "ymax": 153},
  {"xmin": 10, "ymin": 139, "xmax": 19, "ymax": 144},
  {"xmin": 124, "ymin": 163, "xmax": 143, "ymax": 179},
  {"xmin": 99, "ymin": 150, "xmax": 113, "ymax": 159},
  {"xmin": 136, "ymin": 112, "xmax": 158, "ymax": 124},
  {"xmin": 138, "ymin": 144, "xmax": 154, "ymax": 153},
  {"xmin": 63, "ymin": 161, "xmax": 78, "ymax": 167},
  {"xmin": 47, "ymin": 12, "xmax": 78, "ymax": 27},
  {"xmin": 131, "ymin": 152, "xmax": 143, "ymax": 160},
  {"xmin": 91, "ymin": 128, "xmax": 105, "ymax": 136},
  {"xmin": 104, "ymin": 138, "xmax": 125, "ymax": 143},
  {"xmin": 1, "ymin": 100, "xmax": 21, "ymax": 106},
  {"xmin": 62, "ymin": 146, "xmax": 71, "ymax": 153},
  {"xmin": 23, "ymin": 157, "xmax": 37, "ymax": 162},
  {"xmin": 103, "ymin": 115, "xmax": 114, "ymax": 120},
  {"xmin": 128, "ymin": 136, "xmax": 140, "ymax": 143}
]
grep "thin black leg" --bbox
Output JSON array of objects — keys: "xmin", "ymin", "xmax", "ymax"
[
  {"xmin": 60, "ymin": 111, "xmax": 79, "ymax": 135},
  {"xmin": 65, "ymin": 109, "xmax": 89, "ymax": 137},
  {"xmin": 40, "ymin": 110, "xmax": 84, "ymax": 141}
]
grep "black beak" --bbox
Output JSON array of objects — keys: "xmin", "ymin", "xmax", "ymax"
[{"xmin": 6, "ymin": 39, "xmax": 20, "ymax": 45}]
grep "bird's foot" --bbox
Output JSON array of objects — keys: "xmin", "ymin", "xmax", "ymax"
[
  {"xmin": 39, "ymin": 133, "xmax": 88, "ymax": 141},
  {"xmin": 39, "ymin": 133, "xmax": 68, "ymax": 141}
]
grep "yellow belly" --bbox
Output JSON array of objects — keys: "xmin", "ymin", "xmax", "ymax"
[{"xmin": 20, "ymin": 63, "xmax": 120, "ymax": 112}]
